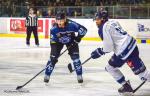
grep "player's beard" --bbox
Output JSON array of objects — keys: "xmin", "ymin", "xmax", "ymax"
[
  {"xmin": 58, "ymin": 23, "xmax": 65, "ymax": 28},
  {"xmin": 57, "ymin": 20, "xmax": 66, "ymax": 28},
  {"xmin": 96, "ymin": 22, "xmax": 102, "ymax": 27},
  {"xmin": 96, "ymin": 23, "xmax": 100, "ymax": 27},
  {"xmin": 95, "ymin": 19, "xmax": 103, "ymax": 27},
  {"xmin": 96, "ymin": 19, "xmax": 103, "ymax": 27}
]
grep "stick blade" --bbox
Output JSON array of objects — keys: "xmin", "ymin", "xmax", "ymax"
[
  {"xmin": 16, "ymin": 86, "xmax": 23, "ymax": 90},
  {"xmin": 68, "ymin": 63, "xmax": 73, "ymax": 73}
]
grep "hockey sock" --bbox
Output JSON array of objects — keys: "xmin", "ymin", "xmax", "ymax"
[
  {"xmin": 73, "ymin": 59, "xmax": 82, "ymax": 75},
  {"xmin": 105, "ymin": 64, "xmax": 126, "ymax": 85},
  {"xmin": 45, "ymin": 60, "xmax": 55, "ymax": 76}
]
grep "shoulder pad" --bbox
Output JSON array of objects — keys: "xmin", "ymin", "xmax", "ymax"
[
  {"xmin": 52, "ymin": 22, "xmax": 58, "ymax": 27},
  {"xmin": 68, "ymin": 19, "xmax": 80, "ymax": 28},
  {"xmin": 51, "ymin": 25, "xmax": 57, "ymax": 31}
]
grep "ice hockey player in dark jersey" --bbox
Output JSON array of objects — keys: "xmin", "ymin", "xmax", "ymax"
[
  {"xmin": 90, "ymin": 9, "xmax": 150, "ymax": 95},
  {"xmin": 44, "ymin": 11, "xmax": 87, "ymax": 84}
]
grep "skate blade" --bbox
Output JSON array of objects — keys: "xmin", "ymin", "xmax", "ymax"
[
  {"xmin": 79, "ymin": 82, "xmax": 85, "ymax": 86},
  {"xmin": 45, "ymin": 83, "xmax": 49, "ymax": 86},
  {"xmin": 119, "ymin": 92, "xmax": 134, "ymax": 96},
  {"xmin": 76, "ymin": 82, "xmax": 86, "ymax": 88}
]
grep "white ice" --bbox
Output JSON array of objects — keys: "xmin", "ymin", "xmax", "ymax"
[{"xmin": 0, "ymin": 38, "xmax": 150, "ymax": 96}]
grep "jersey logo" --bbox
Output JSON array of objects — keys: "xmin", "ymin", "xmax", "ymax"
[{"xmin": 59, "ymin": 36, "xmax": 71, "ymax": 44}]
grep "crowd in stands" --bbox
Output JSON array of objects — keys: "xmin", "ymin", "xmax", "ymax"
[
  {"xmin": 1, "ymin": 0, "xmax": 148, "ymax": 6},
  {"xmin": 32, "ymin": 0, "xmax": 149, "ymax": 6},
  {"xmin": 0, "ymin": 0, "xmax": 150, "ymax": 18}
]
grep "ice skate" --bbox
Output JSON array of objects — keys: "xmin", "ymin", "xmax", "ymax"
[
  {"xmin": 26, "ymin": 44, "xmax": 30, "ymax": 47},
  {"xmin": 36, "ymin": 44, "xmax": 39, "ymax": 47},
  {"xmin": 77, "ymin": 75, "xmax": 83, "ymax": 83},
  {"xmin": 44, "ymin": 75, "xmax": 50, "ymax": 83},
  {"xmin": 118, "ymin": 81, "xmax": 134, "ymax": 96}
]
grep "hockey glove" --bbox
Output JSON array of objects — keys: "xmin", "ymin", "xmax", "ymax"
[
  {"xmin": 91, "ymin": 48, "xmax": 105, "ymax": 59},
  {"xmin": 73, "ymin": 37, "xmax": 82, "ymax": 44}
]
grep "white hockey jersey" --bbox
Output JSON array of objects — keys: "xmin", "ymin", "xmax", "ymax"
[{"xmin": 99, "ymin": 20, "xmax": 137, "ymax": 60}]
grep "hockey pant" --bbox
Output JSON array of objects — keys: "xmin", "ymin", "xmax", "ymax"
[{"xmin": 105, "ymin": 46, "xmax": 150, "ymax": 84}]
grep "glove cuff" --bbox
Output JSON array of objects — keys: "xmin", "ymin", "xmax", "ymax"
[
  {"xmin": 75, "ymin": 37, "xmax": 81, "ymax": 43},
  {"xmin": 97, "ymin": 48, "xmax": 105, "ymax": 55}
]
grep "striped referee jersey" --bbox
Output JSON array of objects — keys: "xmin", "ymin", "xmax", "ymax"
[{"xmin": 25, "ymin": 15, "xmax": 38, "ymax": 27}]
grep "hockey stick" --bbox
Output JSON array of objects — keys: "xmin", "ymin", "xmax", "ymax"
[
  {"xmin": 133, "ymin": 79, "xmax": 147, "ymax": 93},
  {"xmin": 68, "ymin": 57, "xmax": 92, "ymax": 73},
  {"xmin": 16, "ymin": 44, "xmax": 73, "ymax": 90}
]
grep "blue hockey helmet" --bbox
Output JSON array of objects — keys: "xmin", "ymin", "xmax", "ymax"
[
  {"xmin": 94, "ymin": 10, "xmax": 108, "ymax": 21},
  {"xmin": 55, "ymin": 11, "xmax": 66, "ymax": 20}
]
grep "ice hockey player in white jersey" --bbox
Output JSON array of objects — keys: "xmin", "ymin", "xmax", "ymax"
[{"xmin": 90, "ymin": 9, "xmax": 150, "ymax": 95}]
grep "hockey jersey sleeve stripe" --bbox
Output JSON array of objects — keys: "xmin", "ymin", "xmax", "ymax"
[{"xmin": 118, "ymin": 37, "xmax": 137, "ymax": 60}]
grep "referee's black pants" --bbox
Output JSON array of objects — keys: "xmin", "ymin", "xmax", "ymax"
[{"xmin": 26, "ymin": 26, "xmax": 39, "ymax": 45}]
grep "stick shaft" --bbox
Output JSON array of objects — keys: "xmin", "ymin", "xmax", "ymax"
[
  {"xmin": 17, "ymin": 45, "xmax": 72, "ymax": 89},
  {"xmin": 133, "ymin": 80, "xmax": 146, "ymax": 93}
]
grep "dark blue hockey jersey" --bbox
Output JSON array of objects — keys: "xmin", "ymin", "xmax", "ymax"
[{"xmin": 50, "ymin": 19, "xmax": 87, "ymax": 44}]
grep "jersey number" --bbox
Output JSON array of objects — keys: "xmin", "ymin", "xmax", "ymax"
[
  {"xmin": 78, "ymin": 28, "xmax": 86, "ymax": 35},
  {"xmin": 115, "ymin": 26, "xmax": 127, "ymax": 35}
]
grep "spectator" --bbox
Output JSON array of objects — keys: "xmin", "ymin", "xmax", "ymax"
[
  {"xmin": 37, "ymin": 9, "xmax": 42, "ymax": 17},
  {"xmin": 47, "ymin": 8, "xmax": 54, "ymax": 17}
]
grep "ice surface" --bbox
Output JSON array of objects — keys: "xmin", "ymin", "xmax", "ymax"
[{"xmin": 0, "ymin": 38, "xmax": 150, "ymax": 96}]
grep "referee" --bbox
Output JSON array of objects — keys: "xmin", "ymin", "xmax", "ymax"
[{"xmin": 25, "ymin": 7, "xmax": 39, "ymax": 46}]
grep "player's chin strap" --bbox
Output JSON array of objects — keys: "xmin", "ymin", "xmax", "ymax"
[
  {"xmin": 16, "ymin": 44, "xmax": 74, "ymax": 90},
  {"xmin": 68, "ymin": 57, "xmax": 92, "ymax": 73}
]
